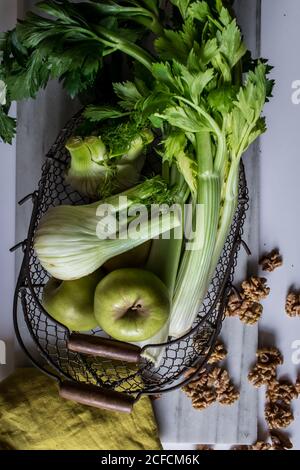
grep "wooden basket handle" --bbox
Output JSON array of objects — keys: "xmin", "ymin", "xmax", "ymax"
[
  {"xmin": 67, "ymin": 333, "xmax": 141, "ymax": 363},
  {"xmin": 59, "ymin": 381, "xmax": 135, "ymax": 413}
]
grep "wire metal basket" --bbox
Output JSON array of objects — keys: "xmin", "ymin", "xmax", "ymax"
[{"xmin": 12, "ymin": 113, "xmax": 249, "ymax": 412}]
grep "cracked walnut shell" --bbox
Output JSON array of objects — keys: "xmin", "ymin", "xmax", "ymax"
[
  {"xmin": 259, "ymin": 249, "xmax": 283, "ymax": 272},
  {"xmin": 285, "ymin": 292, "xmax": 300, "ymax": 317},
  {"xmin": 265, "ymin": 402, "xmax": 294, "ymax": 429},
  {"xmin": 241, "ymin": 276, "xmax": 270, "ymax": 302}
]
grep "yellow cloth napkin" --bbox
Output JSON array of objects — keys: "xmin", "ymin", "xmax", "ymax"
[{"xmin": 0, "ymin": 368, "xmax": 162, "ymax": 450}]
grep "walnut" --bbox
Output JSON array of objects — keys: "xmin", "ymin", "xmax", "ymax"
[
  {"xmin": 207, "ymin": 367, "xmax": 229, "ymax": 390},
  {"xmin": 249, "ymin": 347, "xmax": 283, "ymax": 387},
  {"xmin": 225, "ymin": 293, "xmax": 243, "ymax": 317},
  {"xmin": 256, "ymin": 347, "xmax": 283, "ymax": 369},
  {"xmin": 285, "ymin": 292, "xmax": 300, "ymax": 317},
  {"xmin": 182, "ymin": 370, "xmax": 217, "ymax": 410},
  {"xmin": 191, "ymin": 387, "xmax": 217, "ymax": 410},
  {"xmin": 238, "ymin": 301, "xmax": 263, "ymax": 325},
  {"xmin": 231, "ymin": 445, "xmax": 250, "ymax": 450},
  {"xmin": 266, "ymin": 380, "xmax": 298, "ymax": 404},
  {"xmin": 183, "ymin": 366, "xmax": 239, "ymax": 410},
  {"xmin": 182, "ymin": 371, "xmax": 209, "ymax": 397},
  {"xmin": 241, "ymin": 276, "xmax": 270, "ymax": 302},
  {"xmin": 225, "ymin": 291, "xmax": 263, "ymax": 325},
  {"xmin": 259, "ymin": 249, "xmax": 283, "ymax": 272},
  {"xmin": 251, "ymin": 441, "xmax": 272, "ymax": 451},
  {"xmin": 217, "ymin": 385, "xmax": 240, "ymax": 405},
  {"xmin": 265, "ymin": 402, "xmax": 294, "ymax": 429},
  {"xmin": 208, "ymin": 367, "xmax": 239, "ymax": 405},
  {"xmin": 196, "ymin": 445, "xmax": 214, "ymax": 451},
  {"xmin": 248, "ymin": 365, "xmax": 276, "ymax": 387},
  {"xmin": 270, "ymin": 431, "xmax": 293, "ymax": 450},
  {"xmin": 207, "ymin": 340, "xmax": 228, "ymax": 364},
  {"xmin": 193, "ymin": 329, "xmax": 215, "ymax": 354},
  {"xmin": 233, "ymin": 442, "xmax": 271, "ymax": 451},
  {"xmin": 295, "ymin": 377, "xmax": 300, "ymax": 396}
]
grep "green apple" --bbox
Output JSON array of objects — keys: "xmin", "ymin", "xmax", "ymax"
[
  {"xmin": 103, "ymin": 241, "xmax": 151, "ymax": 272},
  {"xmin": 43, "ymin": 270, "xmax": 104, "ymax": 331},
  {"xmin": 94, "ymin": 268, "xmax": 170, "ymax": 342}
]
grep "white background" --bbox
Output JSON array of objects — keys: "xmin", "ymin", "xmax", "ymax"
[{"xmin": 0, "ymin": 0, "xmax": 300, "ymax": 449}]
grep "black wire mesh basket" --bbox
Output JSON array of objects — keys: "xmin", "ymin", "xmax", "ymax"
[{"xmin": 13, "ymin": 113, "xmax": 249, "ymax": 412}]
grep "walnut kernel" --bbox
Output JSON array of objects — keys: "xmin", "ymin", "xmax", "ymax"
[
  {"xmin": 241, "ymin": 277, "xmax": 270, "ymax": 302},
  {"xmin": 266, "ymin": 380, "xmax": 298, "ymax": 404},
  {"xmin": 270, "ymin": 431, "xmax": 293, "ymax": 450},
  {"xmin": 248, "ymin": 365, "xmax": 276, "ymax": 387},
  {"xmin": 207, "ymin": 341, "xmax": 228, "ymax": 364},
  {"xmin": 265, "ymin": 402, "xmax": 294, "ymax": 429},
  {"xmin": 285, "ymin": 292, "xmax": 300, "ymax": 317},
  {"xmin": 238, "ymin": 301, "xmax": 263, "ymax": 325},
  {"xmin": 256, "ymin": 347, "xmax": 283, "ymax": 369},
  {"xmin": 260, "ymin": 249, "xmax": 283, "ymax": 272}
]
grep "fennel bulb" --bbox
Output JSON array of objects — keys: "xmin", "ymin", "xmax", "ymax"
[
  {"xmin": 65, "ymin": 131, "xmax": 151, "ymax": 199},
  {"xmin": 34, "ymin": 177, "xmax": 181, "ymax": 280}
]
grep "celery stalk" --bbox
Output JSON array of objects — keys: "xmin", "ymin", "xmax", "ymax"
[
  {"xmin": 208, "ymin": 161, "xmax": 240, "ymax": 282},
  {"xmin": 170, "ymin": 133, "xmax": 221, "ymax": 337},
  {"xmin": 141, "ymin": 233, "xmax": 183, "ymax": 364},
  {"xmin": 140, "ymin": 169, "xmax": 187, "ymax": 363}
]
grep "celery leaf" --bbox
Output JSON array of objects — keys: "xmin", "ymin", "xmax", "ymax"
[
  {"xmin": 216, "ymin": 19, "xmax": 247, "ymax": 68},
  {"xmin": 83, "ymin": 106, "xmax": 129, "ymax": 122},
  {"xmin": 187, "ymin": 1, "xmax": 211, "ymax": 23},
  {"xmin": 156, "ymin": 105, "xmax": 208, "ymax": 133},
  {"xmin": 170, "ymin": 0, "xmax": 192, "ymax": 19},
  {"xmin": 113, "ymin": 81, "xmax": 143, "ymax": 110}
]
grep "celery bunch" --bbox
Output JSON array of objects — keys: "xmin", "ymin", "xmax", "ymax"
[{"xmin": 78, "ymin": 1, "xmax": 272, "ymax": 344}]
